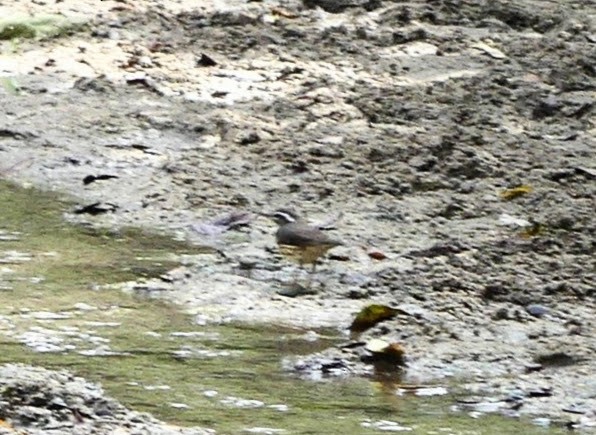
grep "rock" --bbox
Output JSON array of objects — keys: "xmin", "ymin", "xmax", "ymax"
[
  {"xmin": 469, "ymin": 401, "xmax": 508, "ymax": 413},
  {"xmin": 524, "ymin": 363, "xmax": 543, "ymax": 373},
  {"xmin": 526, "ymin": 304, "xmax": 549, "ymax": 318},
  {"xmin": 237, "ymin": 131, "xmax": 260, "ymax": 145},
  {"xmin": 534, "ymin": 352, "xmax": 579, "ymax": 367},
  {"xmin": 471, "ymin": 42, "xmax": 507, "ymax": 59},
  {"xmin": 528, "ymin": 386, "xmax": 553, "ymax": 398},
  {"xmin": 0, "ymin": 364, "xmax": 213, "ymax": 434},
  {"xmin": 347, "ymin": 287, "xmax": 369, "ymax": 299},
  {"xmin": 414, "ymin": 387, "xmax": 448, "ymax": 397},
  {"xmin": 361, "ymin": 419, "xmax": 412, "ymax": 432},
  {"xmin": 307, "ymin": 144, "xmax": 344, "ymax": 158},
  {"xmin": 302, "ymin": 0, "xmax": 381, "ymax": 13},
  {"xmin": 492, "ymin": 307, "xmax": 509, "ymax": 320},
  {"xmin": 197, "ymin": 53, "xmax": 217, "ymax": 67}
]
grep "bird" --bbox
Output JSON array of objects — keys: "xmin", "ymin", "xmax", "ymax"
[{"xmin": 269, "ymin": 208, "xmax": 343, "ymax": 276}]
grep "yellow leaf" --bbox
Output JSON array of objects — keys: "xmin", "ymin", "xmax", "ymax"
[
  {"xmin": 364, "ymin": 339, "xmax": 407, "ymax": 368},
  {"xmin": 350, "ymin": 304, "xmax": 397, "ymax": 333},
  {"xmin": 519, "ymin": 222, "xmax": 544, "ymax": 238},
  {"xmin": 499, "ymin": 185, "xmax": 533, "ymax": 200},
  {"xmin": 0, "ymin": 419, "xmax": 14, "ymax": 429}
]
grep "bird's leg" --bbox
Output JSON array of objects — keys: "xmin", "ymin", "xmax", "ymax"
[
  {"xmin": 305, "ymin": 261, "xmax": 317, "ymax": 289},
  {"xmin": 292, "ymin": 259, "xmax": 303, "ymax": 287}
]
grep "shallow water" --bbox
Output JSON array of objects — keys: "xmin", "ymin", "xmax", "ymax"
[{"xmin": 0, "ymin": 181, "xmax": 565, "ymax": 434}]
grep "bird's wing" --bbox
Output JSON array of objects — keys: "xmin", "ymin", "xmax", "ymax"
[{"xmin": 277, "ymin": 224, "xmax": 343, "ymax": 246}]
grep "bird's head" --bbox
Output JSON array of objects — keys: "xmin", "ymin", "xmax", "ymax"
[{"xmin": 269, "ymin": 208, "xmax": 300, "ymax": 226}]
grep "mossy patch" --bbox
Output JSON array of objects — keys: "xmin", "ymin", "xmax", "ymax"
[
  {"xmin": 0, "ymin": 15, "xmax": 86, "ymax": 41},
  {"xmin": 0, "ymin": 77, "xmax": 20, "ymax": 95}
]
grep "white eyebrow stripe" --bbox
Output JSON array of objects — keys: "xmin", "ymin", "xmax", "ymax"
[{"xmin": 274, "ymin": 211, "xmax": 297, "ymax": 222}]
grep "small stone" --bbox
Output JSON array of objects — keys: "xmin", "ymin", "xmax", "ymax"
[
  {"xmin": 243, "ymin": 428, "xmax": 286, "ymax": 434},
  {"xmin": 534, "ymin": 351, "xmax": 577, "ymax": 367},
  {"xmin": 456, "ymin": 396, "xmax": 482, "ymax": 405},
  {"xmin": 408, "ymin": 155, "xmax": 436, "ymax": 171},
  {"xmin": 138, "ymin": 56, "xmax": 153, "ymax": 67},
  {"xmin": 471, "ymin": 42, "xmax": 507, "ymax": 59},
  {"xmin": 524, "ymin": 363, "xmax": 543, "ymax": 373},
  {"xmin": 533, "ymin": 418, "xmax": 551, "ymax": 427},
  {"xmin": 49, "ymin": 397, "xmax": 69, "ymax": 408},
  {"xmin": 238, "ymin": 257, "xmax": 259, "ymax": 270},
  {"xmin": 238, "ymin": 131, "xmax": 260, "ymax": 145},
  {"xmin": 316, "ymin": 136, "xmax": 344, "ymax": 146},
  {"xmin": 368, "ymin": 250, "xmax": 387, "ymax": 260},
  {"xmin": 528, "ymin": 386, "xmax": 553, "ymax": 397},
  {"xmin": 347, "ymin": 287, "xmax": 369, "ymax": 299},
  {"xmin": 307, "ymin": 144, "xmax": 344, "ymax": 158},
  {"xmin": 220, "ymin": 396, "xmax": 264, "ymax": 408},
  {"xmin": 30, "ymin": 311, "xmax": 71, "ymax": 320},
  {"xmin": 73, "ymin": 303, "xmax": 97, "ymax": 311},
  {"xmin": 144, "ymin": 384, "xmax": 171, "ymax": 391},
  {"xmin": 506, "ymin": 389, "xmax": 526, "ymax": 402},
  {"xmin": 533, "ymin": 95, "xmax": 561, "ymax": 119},
  {"xmin": 492, "ymin": 307, "xmax": 509, "ymax": 320},
  {"xmin": 526, "ymin": 304, "xmax": 549, "ymax": 318},
  {"xmin": 197, "ymin": 53, "xmax": 217, "ymax": 67},
  {"xmin": 198, "ymin": 135, "xmax": 221, "ymax": 149},
  {"xmin": 268, "ymin": 404, "xmax": 289, "ymax": 412},
  {"xmin": 414, "ymin": 387, "xmax": 448, "ymax": 397},
  {"xmin": 303, "ymin": 0, "xmax": 381, "ymax": 13}
]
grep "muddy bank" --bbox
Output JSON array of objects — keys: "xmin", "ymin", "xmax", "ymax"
[
  {"xmin": 1, "ymin": 0, "xmax": 595, "ymax": 430},
  {"xmin": 0, "ymin": 364, "xmax": 212, "ymax": 435}
]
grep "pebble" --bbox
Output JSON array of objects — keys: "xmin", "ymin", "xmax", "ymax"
[
  {"xmin": 29, "ymin": 311, "xmax": 71, "ymax": 320},
  {"xmin": 524, "ymin": 363, "xmax": 543, "ymax": 373},
  {"xmin": 361, "ymin": 419, "xmax": 412, "ymax": 432},
  {"xmin": 144, "ymin": 385, "xmax": 171, "ymax": 391},
  {"xmin": 471, "ymin": 401, "xmax": 508, "ymax": 413},
  {"xmin": 220, "ymin": 396, "xmax": 265, "ymax": 408},
  {"xmin": 73, "ymin": 302, "xmax": 97, "ymax": 311},
  {"xmin": 243, "ymin": 428, "xmax": 286, "ymax": 434},
  {"xmin": 532, "ymin": 417, "xmax": 551, "ymax": 427},
  {"xmin": 526, "ymin": 304, "xmax": 549, "ymax": 318},
  {"xmin": 414, "ymin": 387, "xmax": 448, "ymax": 397},
  {"xmin": 492, "ymin": 307, "xmax": 509, "ymax": 320},
  {"xmin": 268, "ymin": 404, "xmax": 289, "ymax": 412}
]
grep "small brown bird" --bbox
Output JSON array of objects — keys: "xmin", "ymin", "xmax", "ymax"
[{"xmin": 269, "ymin": 208, "xmax": 343, "ymax": 274}]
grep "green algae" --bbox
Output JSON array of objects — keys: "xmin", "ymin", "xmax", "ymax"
[
  {"xmin": 0, "ymin": 15, "xmax": 86, "ymax": 41},
  {"xmin": 0, "ymin": 77, "xmax": 20, "ymax": 95},
  {"xmin": 0, "ymin": 180, "xmax": 567, "ymax": 434}
]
